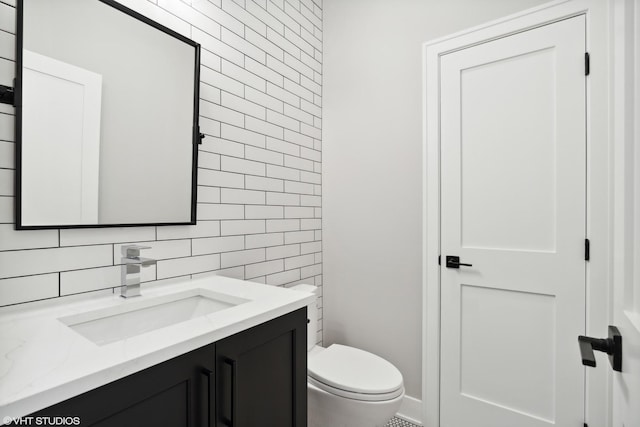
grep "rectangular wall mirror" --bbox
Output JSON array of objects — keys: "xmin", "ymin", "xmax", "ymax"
[{"xmin": 15, "ymin": 0, "xmax": 201, "ymax": 229}]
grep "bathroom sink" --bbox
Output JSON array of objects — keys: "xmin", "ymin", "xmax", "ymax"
[{"xmin": 59, "ymin": 289, "xmax": 248, "ymax": 346}]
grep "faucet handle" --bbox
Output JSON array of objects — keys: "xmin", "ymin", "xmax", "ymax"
[{"xmin": 122, "ymin": 244, "xmax": 152, "ymax": 257}]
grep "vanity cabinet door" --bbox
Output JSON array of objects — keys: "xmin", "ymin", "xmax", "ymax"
[
  {"xmin": 32, "ymin": 344, "xmax": 215, "ymax": 427},
  {"xmin": 215, "ymin": 308, "xmax": 307, "ymax": 427}
]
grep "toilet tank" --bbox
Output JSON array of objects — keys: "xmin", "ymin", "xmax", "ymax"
[{"xmin": 290, "ymin": 284, "xmax": 317, "ymax": 350}]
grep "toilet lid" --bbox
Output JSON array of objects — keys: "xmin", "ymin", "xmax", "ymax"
[{"xmin": 308, "ymin": 344, "xmax": 403, "ymax": 396}]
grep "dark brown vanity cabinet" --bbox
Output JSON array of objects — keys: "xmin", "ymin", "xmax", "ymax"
[
  {"xmin": 215, "ymin": 307, "xmax": 307, "ymax": 427},
  {"xmin": 31, "ymin": 343, "xmax": 215, "ymax": 427},
  {"xmin": 29, "ymin": 308, "xmax": 307, "ymax": 427}
]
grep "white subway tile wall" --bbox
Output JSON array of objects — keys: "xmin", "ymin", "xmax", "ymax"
[{"xmin": 0, "ymin": 0, "xmax": 322, "ymax": 340}]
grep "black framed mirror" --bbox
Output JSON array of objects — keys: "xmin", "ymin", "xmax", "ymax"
[{"xmin": 14, "ymin": 0, "xmax": 201, "ymax": 229}]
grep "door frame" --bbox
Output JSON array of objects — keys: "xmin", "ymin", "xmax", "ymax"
[
  {"xmin": 610, "ymin": 0, "xmax": 640, "ymax": 425},
  {"xmin": 422, "ymin": 1, "xmax": 611, "ymax": 426}
]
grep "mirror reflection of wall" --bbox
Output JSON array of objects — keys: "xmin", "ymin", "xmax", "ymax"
[{"xmin": 19, "ymin": 0, "xmax": 199, "ymax": 228}]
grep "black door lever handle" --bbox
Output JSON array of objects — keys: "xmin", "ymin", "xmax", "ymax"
[
  {"xmin": 578, "ymin": 337, "xmax": 606, "ymax": 367},
  {"xmin": 578, "ymin": 325, "xmax": 622, "ymax": 372},
  {"xmin": 445, "ymin": 255, "xmax": 472, "ymax": 269}
]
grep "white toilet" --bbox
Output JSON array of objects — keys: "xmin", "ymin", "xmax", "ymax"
[{"xmin": 291, "ymin": 284, "xmax": 405, "ymax": 427}]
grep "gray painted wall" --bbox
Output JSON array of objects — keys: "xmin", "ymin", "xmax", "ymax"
[{"xmin": 323, "ymin": 0, "xmax": 549, "ymax": 401}]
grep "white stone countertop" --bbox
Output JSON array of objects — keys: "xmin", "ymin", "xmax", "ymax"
[{"xmin": 0, "ymin": 276, "xmax": 314, "ymax": 423}]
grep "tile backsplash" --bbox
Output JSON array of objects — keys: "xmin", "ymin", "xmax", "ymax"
[{"xmin": 0, "ymin": 0, "xmax": 322, "ymax": 337}]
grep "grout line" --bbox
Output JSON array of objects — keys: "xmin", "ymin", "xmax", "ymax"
[
  {"xmin": 1, "ymin": 0, "xmax": 323, "ymax": 331},
  {"xmin": 200, "ymin": 58, "xmax": 322, "ymax": 110}
]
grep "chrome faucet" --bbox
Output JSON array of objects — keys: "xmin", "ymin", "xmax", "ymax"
[{"xmin": 120, "ymin": 245, "xmax": 156, "ymax": 298}]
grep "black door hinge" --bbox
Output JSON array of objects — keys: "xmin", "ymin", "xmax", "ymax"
[
  {"xmin": 585, "ymin": 52, "xmax": 590, "ymax": 76},
  {"xmin": 584, "ymin": 423, "xmax": 588, "ymax": 427},
  {"xmin": 438, "ymin": 255, "xmax": 441, "ymax": 266},
  {"xmin": 585, "ymin": 238, "xmax": 590, "ymax": 261}
]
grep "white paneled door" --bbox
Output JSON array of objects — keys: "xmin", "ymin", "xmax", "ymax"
[
  {"xmin": 439, "ymin": 16, "xmax": 586, "ymax": 426},
  {"xmin": 21, "ymin": 50, "xmax": 102, "ymax": 226}
]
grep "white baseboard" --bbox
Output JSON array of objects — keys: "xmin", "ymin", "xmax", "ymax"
[{"xmin": 396, "ymin": 395, "xmax": 423, "ymax": 425}]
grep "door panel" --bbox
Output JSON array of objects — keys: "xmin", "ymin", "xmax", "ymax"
[
  {"xmin": 460, "ymin": 285, "xmax": 556, "ymax": 421},
  {"xmin": 440, "ymin": 16, "xmax": 586, "ymax": 427},
  {"xmin": 460, "ymin": 47, "xmax": 557, "ymax": 253}
]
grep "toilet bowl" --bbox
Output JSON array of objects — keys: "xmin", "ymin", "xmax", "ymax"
[{"xmin": 291, "ymin": 284, "xmax": 405, "ymax": 427}]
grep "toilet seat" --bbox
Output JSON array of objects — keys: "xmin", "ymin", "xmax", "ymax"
[
  {"xmin": 308, "ymin": 344, "xmax": 404, "ymax": 402},
  {"xmin": 308, "ymin": 376, "xmax": 404, "ymax": 402}
]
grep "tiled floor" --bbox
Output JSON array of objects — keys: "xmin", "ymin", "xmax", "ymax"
[{"xmin": 386, "ymin": 416, "xmax": 421, "ymax": 427}]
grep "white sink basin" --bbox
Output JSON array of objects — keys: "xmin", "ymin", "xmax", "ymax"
[{"xmin": 59, "ymin": 289, "xmax": 248, "ymax": 346}]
